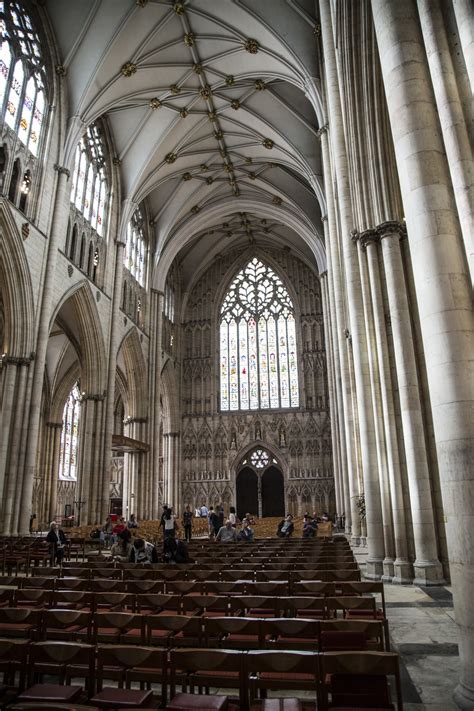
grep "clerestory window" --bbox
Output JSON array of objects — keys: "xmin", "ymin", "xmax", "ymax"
[
  {"xmin": 59, "ymin": 382, "xmax": 81, "ymax": 481},
  {"xmin": 0, "ymin": 1, "xmax": 47, "ymax": 156},
  {"xmin": 70, "ymin": 123, "xmax": 108, "ymax": 236},
  {"xmin": 220, "ymin": 257, "xmax": 299, "ymax": 411},
  {"xmin": 124, "ymin": 206, "xmax": 146, "ymax": 286}
]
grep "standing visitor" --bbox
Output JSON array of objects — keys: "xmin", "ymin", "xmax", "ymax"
[
  {"xmin": 46, "ymin": 521, "xmax": 67, "ymax": 565},
  {"xmin": 182, "ymin": 505, "xmax": 193, "ymax": 542}
]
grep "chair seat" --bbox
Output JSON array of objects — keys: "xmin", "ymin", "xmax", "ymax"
[
  {"xmin": 18, "ymin": 684, "xmax": 83, "ymax": 703},
  {"xmin": 91, "ymin": 687, "xmax": 154, "ymax": 708},
  {"xmin": 167, "ymin": 693, "xmax": 228, "ymax": 710},
  {"xmin": 261, "ymin": 700, "xmax": 302, "ymax": 711}
]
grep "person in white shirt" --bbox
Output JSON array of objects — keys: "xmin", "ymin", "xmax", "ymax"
[
  {"xmin": 199, "ymin": 504, "xmax": 209, "ymax": 517},
  {"xmin": 229, "ymin": 506, "xmax": 237, "ymax": 526},
  {"xmin": 216, "ymin": 520, "xmax": 238, "ymax": 543}
]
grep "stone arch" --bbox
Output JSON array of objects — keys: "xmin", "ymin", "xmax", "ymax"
[
  {"xmin": 50, "ymin": 281, "xmax": 107, "ymax": 395},
  {"xmin": 0, "ymin": 201, "xmax": 35, "ymax": 357},
  {"xmin": 117, "ymin": 327, "xmax": 148, "ymax": 419},
  {"xmin": 161, "ymin": 358, "xmax": 180, "ymax": 434}
]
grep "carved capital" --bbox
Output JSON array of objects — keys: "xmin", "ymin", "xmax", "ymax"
[
  {"xmin": 54, "ymin": 164, "xmax": 70, "ymax": 179},
  {"xmin": 1, "ymin": 353, "xmax": 34, "ymax": 366},
  {"xmin": 359, "ymin": 228, "xmax": 379, "ymax": 250},
  {"xmin": 376, "ymin": 219, "xmax": 406, "ymax": 240},
  {"xmin": 80, "ymin": 392, "xmax": 106, "ymax": 402},
  {"xmin": 316, "ymin": 123, "xmax": 329, "ymax": 139},
  {"xmin": 321, "ymin": 214, "xmax": 328, "ymax": 223},
  {"xmin": 47, "ymin": 421, "xmax": 63, "ymax": 429},
  {"xmin": 350, "ymin": 229, "xmax": 359, "ymax": 242}
]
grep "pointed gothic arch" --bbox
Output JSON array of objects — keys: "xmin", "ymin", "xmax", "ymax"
[{"xmin": 117, "ymin": 327, "xmax": 148, "ymax": 419}]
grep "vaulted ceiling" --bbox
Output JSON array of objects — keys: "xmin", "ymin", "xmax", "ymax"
[{"xmin": 46, "ymin": 0, "xmax": 326, "ymax": 288}]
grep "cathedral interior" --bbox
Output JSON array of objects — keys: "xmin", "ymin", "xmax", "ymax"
[{"xmin": 0, "ymin": 0, "xmax": 472, "ymax": 708}]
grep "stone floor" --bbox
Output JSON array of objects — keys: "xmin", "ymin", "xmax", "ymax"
[{"xmin": 353, "ymin": 543, "xmax": 461, "ymax": 711}]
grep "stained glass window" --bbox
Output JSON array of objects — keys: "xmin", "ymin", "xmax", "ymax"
[
  {"xmin": 0, "ymin": 2, "xmax": 46, "ymax": 155},
  {"xmin": 124, "ymin": 206, "xmax": 147, "ymax": 287},
  {"xmin": 70, "ymin": 124, "xmax": 108, "ymax": 236},
  {"xmin": 220, "ymin": 257, "xmax": 299, "ymax": 411},
  {"xmin": 59, "ymin": 382, "xmax": 81, "ymax": 481}
]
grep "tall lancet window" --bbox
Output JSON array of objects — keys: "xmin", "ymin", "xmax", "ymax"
[
  {"xmin": 124, "ymin": 207, "xmax": 146, "ymax": 286},
  {"xmin": 220, "ymin": 257, "xmax": 299, "ymax": 411},
  {"xmin": 70, "ymin": 124, "xmax": 108, "ymax": 236},
  {"xmin": 59, "ymin": 382, "xmax": 81, "ymax": 480},
  {"xmin": 0, "ymin": 1, "xmax": 46, "ymax": 155}
]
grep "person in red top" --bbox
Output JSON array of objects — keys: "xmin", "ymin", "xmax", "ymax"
[{"xmin": 112, "ymin": 517, "xmax": 126, "ymax": 540}]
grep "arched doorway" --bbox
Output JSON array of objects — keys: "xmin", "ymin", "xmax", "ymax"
[
  {"xmin": 236, "ymin": 468, "xmax": 258, "ymax": 521},
  {"xmin": 236, "ymin": 448, "xmax": 285, "ymax": 519},
  {"xmin": 262, "ymin": 466, "xmax": 285, "ymax": 517}
]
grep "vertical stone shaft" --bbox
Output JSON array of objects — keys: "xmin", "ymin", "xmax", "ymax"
[
  {"xmin": 365, "ymin": 239, "xmax": 412, "ymax": 583},
  {"xmin": 372, "ymin": 2, "xmax": 474, "ymax": 705},
  {"xmin": 319, "ymin": 126, "xmax": 361, "ymax": 541},
  {"xmin": 320, "ymin": 0, "xmax": 385, "ymax": 577},
  {"xmin": 418, "ymin": 0, "xmax": 473, "ymax": 282},
  {"xmin": 19, "ymin": 166, "xmax": 70, "ymax": 534},
  {"xmin": 379, "ymin": 227, "xmax": 445, "ymax": 583}
]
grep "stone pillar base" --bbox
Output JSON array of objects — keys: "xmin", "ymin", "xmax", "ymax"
[
  {"xmin": 454, "ymin": 681, "xmax": 474, "ymax": 710},
  {"xmin": 382, "ymin": 558, "xmax": 394, "ymax": 582},
  {"xmin": 359, "ymin": 536, "xmax": 367, "ymax": 547},
  {"xmin": 392, "ymin": 560, "xmax": 414, "ymax": 585},
  {"xmin": 351, "ymin": 535, "xmax": 361, "ymax": 546},
  {"xmin": 365, "ymin": 558, "xmax": 384, "ymax": 580},
  {"xmin": 413, "ymin": 560, "xmax": 446, "ymax": 586}
]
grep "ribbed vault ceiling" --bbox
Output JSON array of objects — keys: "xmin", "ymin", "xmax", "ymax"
[{"xmin": 46, "ymin": 0, "xmax": 325, "ymax": 286}]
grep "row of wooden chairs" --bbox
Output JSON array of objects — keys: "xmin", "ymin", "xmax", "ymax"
[
  {"xmin": 0, "ymin": 639, "xmax": 403, "ymax": 710},
  {"xmin": 0, "ymin": 608, "xmax": 388, "ymax": 650}
]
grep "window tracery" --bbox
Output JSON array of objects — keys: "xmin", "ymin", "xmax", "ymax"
[
  {"xmin": 0, "ymin": 1, "xmax": 46, "ymax": 156},
  {"xmin": 59, "ymin": 382, "xmax": 81, "ymax": 481},
  {"xmin": 124, "ymin": 207, "xmax": 146, "ymax": 286},
  {"xmin": 220, "ymin": 257, "xmax": 299, "ymax": 411},
  {"xmin": 70, "ymin": 124, "xmax": 107, "ymax": 236}
]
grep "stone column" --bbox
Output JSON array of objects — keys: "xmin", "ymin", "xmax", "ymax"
[
  {"xmin": 372, "ymin": 3, "xmax": 474, "ymax": 705},
  {"xmin": 19, "ymin": 165, "xmax": 71, "ymax": 534},
  {"xmin": 418, "ymin": 0, "xmax": 473, "ymax": 282},
  {"xmin": 44, "ymin": 422, "xmax": 62, "ymax": 524},
  {"xmin": 320, "ymin": 270, "xmax": 343, "ymax": 519},
  {"xmin": 378, "ymin": 222, "xmax": 445, "ymax": 583},
  {"xmin": 148, "ymin": 289, "xmax": 164, "ymax": 518},
  {"xmin": 365, "ymin": 236, "xmax": 413, "ymax": 583},
  {"xmin": 356, "ymin": 234, "xmax": 395, "ymax": 580},
  {"xmin": 318, "ymin": 125, "xmax": 360, "ymax": 543},
  {"xmin": 1, "ymin": 358, "xmax": 31, "ymax": 533},
  {"xmin": 321, "ymin": 0, "xmax": 385, "ymax": 578},
  {"xmin": 452, "ymin": 0, "xmax": 473, "ymax": 89},
  {"xmin": 100, "ymin": 238, "xmax": 126, "ymax": 522}
]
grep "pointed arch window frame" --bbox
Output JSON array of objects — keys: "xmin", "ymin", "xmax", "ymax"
[
  {"xmin": 70, "ymin": 123, "xmax": 109, "ymax": 237},
  {"xmin": 59, "ymin": 382, "xmax": 81, "ymax": 481},
  {"xmin": 0, "ymin": 1, "xmax": 47, "ymax": 156},
  {"xmin": 220, "ymin": 257, "xmax": 300, "ymax": 412}
]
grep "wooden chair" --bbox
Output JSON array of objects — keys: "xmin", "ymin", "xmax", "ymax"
[
  {"xmin": 0, "ymin": 608, "xmax": 42, "ymax": 640},
  {"xmin": 89, "ymin": 579, "xmax": 123, "ymax": 593},
  {"xmin": 280, "ymin": 596, "xmax": 326, "ymax": 619},
  {"xmin": 320, "ymin": 620, "xmax": 385, "ymax": 652},
  {"xmin": 22, "ymin": 576, "xmax": 56, "ymax": 590},
  {"xmin": 320, "ymin": 651, "xmax": 403, "ymax": 710},
  {"xmin": 167, "ymin": 647, "xmax": 247, "ymax": 711},
  {"xmin": 126, "ymin": 580, "xmax": 163, "ymax": 594},
  {"xmin": 245, "ymin": 649, "xmax": 320, "ymax": 707},
  {"xmin": 204, "ymin": 617, "xmax": 263, "ymax": 649},
  {"xmin": 9, "ymin": 704, "xmax": 100, "ymax": 711},
  {"xmin": 145, "ymin": 614, "xmax": 202, "ymax": 647},
  {"xmin": 14, "ymin": 589, "xmax": 53, "ymax": 609},
  {"xmin": 262, "ymin": 617, "xmax": 320, "ymax": 651},
  {"xmin": 230, "ymin": 596, "xmax": 278, "ymax": 618},
  {"xmin": 326, "ymin": 597, "xmax": 377, "ymax": 620},
  {"xmin": 92, "ymin": 592, "xmax": 136, "ymax": 612},
  {"xmin": 0, "ymin": 637, "xmax": 30, "ymax": 692},
  {"xmin": 41, "ymin": 610, "xmax": 92, "ymax": 642},
  {"xmin": 16, "ymin": 641, "xmax": 95, "ymax": 703},
  {"xmin": 92, "ymin": 611, "xmax": 145, "ymax": 644},
  {"xmin": 182, "ymin": 595, "xmax": 230, "ymax": 618},
  {"xmin": 135, "ymin": 593, "xmax": 182, "ymax": 615},
  {"xmin": 89, "ymin": 645, "xmax": 160, "ymax": 709},
  {"xmin": 52, "ymin": 591, "xmax": 93, "ymax": 611},
  {"xmin": 166, "ymin": 581, "xmax": 203, "ymax": 596}
]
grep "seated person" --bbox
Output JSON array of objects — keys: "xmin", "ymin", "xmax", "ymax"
[
  {"xmin": 46, "ymin": 521, "xmax": 67, "ymax": 565},
  {"xmin": 237, "ymin": 519, "xmax": 254, "ymax": 542},
  {"xmin": 127, "ymin": 513, "xmax": 139, "ymax": 529},
  {"xmin": 129, "ymin": 537, "xmax": 159, "ymax": 564},
  {"xmin": 89, "ymin": 524, "xmax": 102, "ymax": 540},
  {"xmin": 277, "ymin": 514, "xmax": 294, "ymax": 538},
  {"xmin": 163, "ymin": 537, "xmax": 191, "ymax": 564},
  {"xmin": 321, "ymin": 511, "xmax": 330, "ymax": 522},
  {"xmin": 216, "ymin": 520, "xmax": 238, "ymax": 543},
  {"xmin": 112, "ymin": 517, "xmax": 126, "ymax": 539},
  {"xmin": 110, "ymin": 529, "xmax": 133, "ymax": 562},
  {"xmin": 302, "ymin": 514, "xmax": 317, "ymax": 538}
]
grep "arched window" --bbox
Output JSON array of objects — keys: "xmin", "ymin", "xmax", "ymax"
[
  {"xmin": 124, "ymin": 206, "xmax": 146, "ymax": 286},
  {"xmin": 0, "ymin": 2, "xmax": 47, "ymax": 156},
  {"xmin": 70, "ymin": 123, "xmax": 108, "ymax": 236},
  {"xmin": 59, "ymin": 382, "xmax": 81, "ymax": 481},
  {"xmin": 220, "ymin": 257, "xmax": 299, "ymax": 411}
]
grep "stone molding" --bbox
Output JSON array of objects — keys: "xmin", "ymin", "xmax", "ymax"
[
  {"xmin": 377, "ymin": 220, "xmax": 406, "ymax": 240},
  {"xmin": 53, "ymin": 164, "xmax": 70, "ymax": 179}
]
